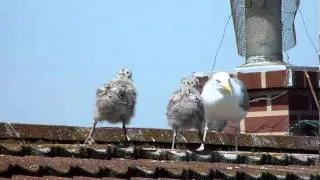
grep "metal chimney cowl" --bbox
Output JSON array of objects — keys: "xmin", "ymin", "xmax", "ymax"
[
  {"xmin": 245, "ymin": 0, "xmax": 283, "ymax": 65},
  {"xmin": 230, "ymin": 0, "xmax": 300, "ymax": 69}
]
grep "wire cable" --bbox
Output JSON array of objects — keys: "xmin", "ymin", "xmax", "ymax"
[
  {"xmin": 211, "ymin": 14, "xmax": 232, "ymax": 71},
  {"xmin": 298, "ymin": 9, "xmax": 319, "ymax": 61}
]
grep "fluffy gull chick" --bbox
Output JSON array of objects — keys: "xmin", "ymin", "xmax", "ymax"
[
  {"xmin": 167, "ymin": 77, "xmax": 205, "ymax": 150},
  {"xmin": 85, "ymin": 68, "xmax": 137, "ymax": 145}
]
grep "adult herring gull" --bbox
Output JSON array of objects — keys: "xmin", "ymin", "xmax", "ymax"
[
  {"xmin": 167, "ymin": 77, "xmax": 205, "ymax": 150},
  {"xmin": 85, "ymin": 68, "xmax": 137, "ymax": 145},
  {"xmin": 198, "ymin": 72, "xmax": 249, "ymax": 151}
]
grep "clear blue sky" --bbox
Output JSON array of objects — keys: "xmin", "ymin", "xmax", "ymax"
[{"xmin": 0, "ymin": 0, "xmax": 318, "ymax": 128}]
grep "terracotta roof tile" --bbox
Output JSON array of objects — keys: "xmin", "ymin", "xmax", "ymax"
[
  {"xmin": 0, "ymin": 123, "xmax": 319, "ymax": 179},
  {"xmin": 0, "ymin": 144, "xmax": 318, "ymax": 166},
  {"xmin": 0, "ymin": 155, "xmax": 319, "ymax": 179},
  {"xmin": 9, "ymin": 175, "xmax": 127, "ymax": 179}
]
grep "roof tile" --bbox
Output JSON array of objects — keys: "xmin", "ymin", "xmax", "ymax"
[
  {"xmin": 0, "ymin": 155, "xmax": 319, "ymax": 179},
  {"xmin": 0, "ymin": 123, "xmax": 319, "ymax": 179},
  {"xmin": 0, "ymin": 144, "xmax": 318, "ymax": 166}
]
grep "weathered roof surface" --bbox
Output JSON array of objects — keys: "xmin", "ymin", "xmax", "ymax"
[{"xmin": 0, "ymin": 122, "xmax": 319, "ymax": 179}]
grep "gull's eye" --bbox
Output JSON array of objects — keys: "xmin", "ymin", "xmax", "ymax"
[{"xmin": 216, "ymin": 79, "xmax": 221, "ymax": 83}]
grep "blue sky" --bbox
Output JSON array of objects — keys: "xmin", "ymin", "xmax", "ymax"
[{"xmin": 0, "ymin": 0, "xmax": 318, "ymax": 129}]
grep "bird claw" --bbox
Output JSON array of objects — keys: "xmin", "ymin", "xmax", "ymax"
[
  {"xmin": 118, "ymin": 135, "xmax": 131, "ymax": 147},
  {"xmin": 196, "ymin": 143, "xmax": 205, "ymax": 151},
  {"xmin": 125, "ymin": 135, "xmax": 131, "ymax": 142},
  {"xmin": 84, "ymin": 136, "xmax": 96, "ymax": 145},
  {"xmin": 178, "ymin": 134, "xmax": 187, "ymax": 143},
  {"xmin": 121, "ymin": 135, "xmax": 129, "ymax": 144}
]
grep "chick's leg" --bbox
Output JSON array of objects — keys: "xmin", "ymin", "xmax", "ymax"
[
  {"xmin": 171, "ymin": 130, "xmax": 177, "ymax": 150},
  {"xmin": 122, "ymin": 122, "xmax": 129, "ymax": 142},
  {"xmin": 234, "ymin": 128, "xmax": 239, "ymax": 152},
  {"xmin": 196, "ymin": 119, "xmax": 208, "ymax": 151},
  {"xmin": 85, "ymin": 119, "xmax": 98, "ymax": 145}
]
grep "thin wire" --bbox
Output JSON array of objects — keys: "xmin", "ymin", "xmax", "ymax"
[
  {"xmin": 249, "ymin": 90, "xmax": 288, "ymax": 103},
  {"xmin": 249, "ymin": 70, "xmax": 289, "ymax": 103},
  {"xmin": 298, "ymin": 9, "xmax": 319, "ymax": 59},
  {"xmin": 211, "ymin": 14, "xmax": 232, "ymax": 71}
]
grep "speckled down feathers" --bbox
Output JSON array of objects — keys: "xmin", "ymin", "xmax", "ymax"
[
  {"xmin": 167, "ymin": 85, "xmax": 204, "ymax": 131},
  {"xmin": 95, "ymin": 78, "xmax": 137, "ymax": 124}
]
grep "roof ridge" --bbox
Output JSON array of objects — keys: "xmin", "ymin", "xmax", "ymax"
[{"xmin": 0, "ymin": 123, "xmax": 319, "ymax": 153}]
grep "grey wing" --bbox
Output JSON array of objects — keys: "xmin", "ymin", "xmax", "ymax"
[
  {"xmin": 192, "ymin": 94, "xmax": 205, "ymax": 125},
  {"xmin": 116, "ymin": 80, "xmax": 137, "ymax": 107},
  {"xmin": 96, "ymin": 80, "xmax": 115, "ymax": 98},
  {"xmin": 96, "ymin": 87, "xmax": 104, "ymax": 95},
  {"xmin": 186, "ymin": 90, "xmax": 205, "ymax": 129},
  {"xmin": 97, "ymin": 80, "xmax": 137, "ymax": 106},
  {"xmin": 126, "ymin": 83, "xmax": 137, "ymax": 109},
  {"xmin": 96, "ymin": 84, "xmax": 109, "ymax": 98},
  {"xmin": 208, "ymin": 120, "xmax": 227, "ymax": 132},
  {"xmin": 230, "ymin": 78, "xmax": 249, "ymax": 111},
  {"xmin": 166, "ymin": 90, "xmax": 180, "ymax": 117}
]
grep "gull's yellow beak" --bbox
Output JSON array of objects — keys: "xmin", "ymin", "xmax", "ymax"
[{"xmin": 222, "ymin": 83, "xmax": 232, "ymax": 95}]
